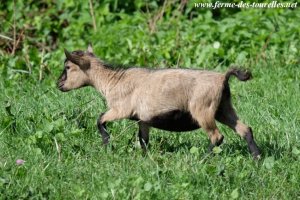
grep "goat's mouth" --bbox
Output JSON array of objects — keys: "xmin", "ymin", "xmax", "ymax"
[{"xmin": 57, "ymin": 81, "xmax": 67, "ymax": 92}]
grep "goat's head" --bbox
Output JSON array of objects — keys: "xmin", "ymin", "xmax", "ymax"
[{"xmin": 57, "ymin": 44, "xmax": 95, "ymax": 92}]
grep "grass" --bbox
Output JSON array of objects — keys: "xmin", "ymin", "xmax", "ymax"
[
  {"xmin": 1, "ymin": 1, "xmax": 300, "ymax": 198},
  {"xmin": 1, "ymin": 59, "xmax": 299, "ymax": 199}
]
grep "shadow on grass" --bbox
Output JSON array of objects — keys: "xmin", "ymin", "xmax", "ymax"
[
  {"xmin": 150, "ymin": 135, "xmax": 287, "ymax": 160},
  {"xmin": 221, "ymin": 139, "xmax": 287, "ymax": 160},
  {"xmin": 152, "ymin": 135, "xmax": 207, "ymax": 154}
]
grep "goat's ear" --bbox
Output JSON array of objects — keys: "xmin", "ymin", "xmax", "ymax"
[
  {"xmin": 87, "ymin": 43, "xmax": 93, "ymax": 53},
  {"xmin": 64, "ymin": 48, "xmax": 90, "ymax": 70}
]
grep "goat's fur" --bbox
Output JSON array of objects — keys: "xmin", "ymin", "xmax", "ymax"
[{"xmin": 58, "ymin": 45, "xmax": 261, "ymax": 158}]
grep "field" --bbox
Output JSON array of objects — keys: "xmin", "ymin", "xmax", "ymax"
[{"xmin": 1, "ymin": 1, "xmax": 300, "ymax": 199}]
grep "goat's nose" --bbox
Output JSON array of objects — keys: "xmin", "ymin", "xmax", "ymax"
[{"xmin": 57, "ymin": 80, "xmax": 64, "ymax": 88}]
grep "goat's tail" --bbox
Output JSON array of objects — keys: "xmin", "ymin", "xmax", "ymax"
[{"xmin": 225, "ymin": 68, "xmax": 252, "ymax": 83}]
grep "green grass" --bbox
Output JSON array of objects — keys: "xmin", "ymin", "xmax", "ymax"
[
  {"xmin": 1, "ymin": 61, "xmax": 299, "ymax": 199},
  {"xmin": 1, "ymin": 1, "xmax": 300, "ymax": 199}
]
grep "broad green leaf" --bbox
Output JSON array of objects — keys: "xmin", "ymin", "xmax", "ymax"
[
  {"xmin": 190, "ymin": 146, "xmax": 198, "ymax": 154},
  {"xmin": 213, "ymin": 146, "xmax": 222, "ymax": 154},
  {"xmin": 144, "ymin": 182, "xmax": 152, "ymax": 191},
  {"xmin": 292, "ymin": 147, "xmax": 300, "ymax": 155},
  {"xmin": 264, "ymin": 156, "xmax": 275, "ymax": 170},
  {"xmin": 231, "ymin": 188, "xmax": 239, "ymax": 199}
]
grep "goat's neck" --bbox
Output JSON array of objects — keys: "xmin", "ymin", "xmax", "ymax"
[{"xmin": 87, "ymin": 66, "xmax": 124, "ymax": 97}]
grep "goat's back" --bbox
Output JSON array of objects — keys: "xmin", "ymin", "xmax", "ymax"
[{"xmin": 126, "ymin": 68, "xmax": 226, "ymax": 121}]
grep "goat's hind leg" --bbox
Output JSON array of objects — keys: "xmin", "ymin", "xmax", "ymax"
[
  {"xmin": 216, "ymin": 102, "xmax": 261, "ymax": 158},
  {"xmin": 192, "ymin": 110, "xmax": 224, "ymax": 152}
]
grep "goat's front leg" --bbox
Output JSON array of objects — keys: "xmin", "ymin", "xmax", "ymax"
[
  {"xmin": 138, "ymin": 121, "xmax": 150, "ymax": 151},
  {"xmin": 97, "ymin": 113, "xmax": 110, "ymax": 145},
  {"xmin": 97, "ymin": 109, "xmax": 128, "ymax": 145}
]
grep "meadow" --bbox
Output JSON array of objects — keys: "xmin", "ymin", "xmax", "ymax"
[{"xmin": 1, "ymin": 1, "xmax": 300, "ymax": 199}]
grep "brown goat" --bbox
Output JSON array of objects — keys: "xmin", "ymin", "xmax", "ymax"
[{"xmin": 57, "ymin": 44, "xmax": 260, "ymax": 159}]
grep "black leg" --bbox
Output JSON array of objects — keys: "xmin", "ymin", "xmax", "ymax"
[
  {"xmin": 97, "ymin": 113, "xmax": 110, "ymax": 145},
  {"xmin": 138, "ymin": 122, "xmax": 149, "ymax": 151},
  {"xmin": 245, "ymin": 127, "xmax": 261, "ymax": 159}
]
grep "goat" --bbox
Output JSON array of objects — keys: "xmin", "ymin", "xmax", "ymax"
[{"xmin": 57, "ymin": 44, "xmax": 261, "ymax": 159}]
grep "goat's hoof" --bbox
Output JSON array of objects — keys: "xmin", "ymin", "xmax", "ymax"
[
  {"xmin": 141, "ymin": 146, "xmax": 149, "ymax": 155},
  {"xmin": 102, "ymin": 138, "xmax": 110, "ymax": 145},
  {"xmin": 102, "ymin": 143, "xmax": 115, "ymax": 151},
  {"xmin": 217, "ymin": 135, "xmax": 224, "ymax": 146},
  {"xmin": 141, "ymin": 150, "xmax": 147, "ymax": 157},
  {"xmin": 253, "ymin": 153, "xmax": 261, "ymax": 160},
  {"xmin": 251, "ymin": 149, "xmax": 261, "ymax": 160},
  {"xmin": 208, "ymin": 144, "xmax": 215, "ymax": 152},
  {"xmin": 208, "ymin": 136, "xmax": 224, "ymax": 152}
]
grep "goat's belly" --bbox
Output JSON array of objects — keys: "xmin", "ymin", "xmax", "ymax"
[{"xmin": 147, "ymin": 110, "xmax": 200, "ymax": 132}]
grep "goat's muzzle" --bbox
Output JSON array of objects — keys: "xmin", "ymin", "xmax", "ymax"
[{"xmin": 57, "ymin": 80, "xmax": 67, "ymax": 92}]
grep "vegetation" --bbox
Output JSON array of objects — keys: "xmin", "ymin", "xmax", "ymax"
[{"xmin": 1, "ymin": 0, "xmax": 299, "ymax": 199}]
